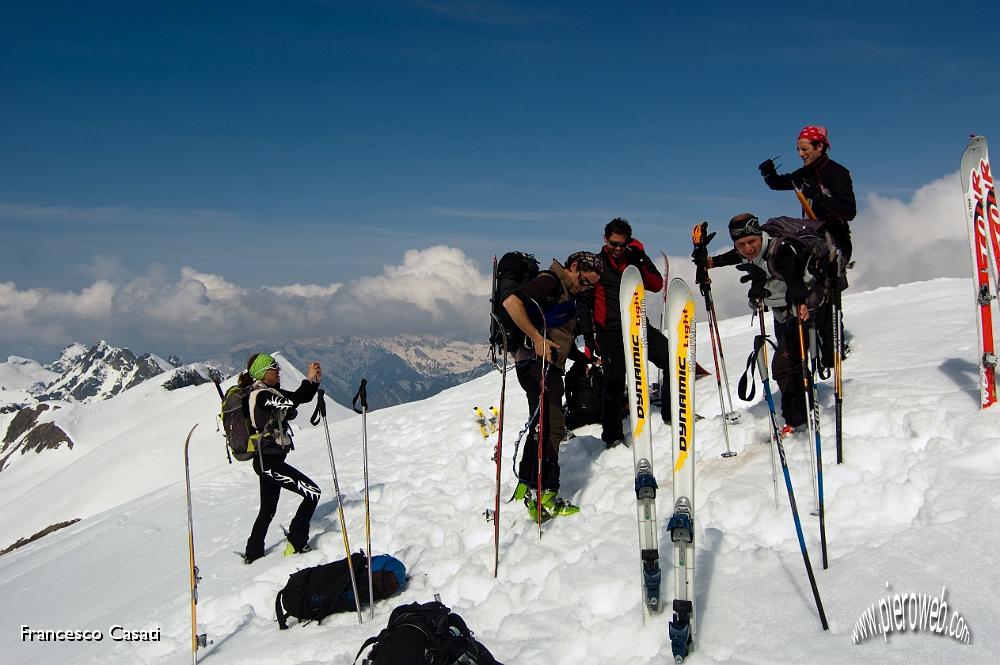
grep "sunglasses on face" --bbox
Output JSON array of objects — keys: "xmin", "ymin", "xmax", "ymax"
[{"xmin": 607, "ymin": 239, "xmax": 631, "ymax": 249}]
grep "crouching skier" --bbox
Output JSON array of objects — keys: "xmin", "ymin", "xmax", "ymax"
[
  {"xmin": 503, "ymin": 251, "xmax": 604, "ymax": 522},
  {"xmin": 242, "ymin": 353, "xmax": 323, "ymax": 563}
]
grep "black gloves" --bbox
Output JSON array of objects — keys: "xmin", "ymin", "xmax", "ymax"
[
  {"xmin": 785, "ymin": 278, "xmax": 808, "ymax": 307},
  {"xmin": 690, "ymin": 221, "xmax": 715, "ymax": 268},
  {"xmin": 736, "ymin": 263, "xmax": 770, "ymax": 302},
  {"xmin": 625, "ymin": 239, "xmax": 654, "ymax": 269},
  {"xmin": 691, "ymin": 244, "xmax": 708, "ymax": 268},
  {"xmin": 758, "ymin": 159, "xmax": 777, "ymax": 179}
]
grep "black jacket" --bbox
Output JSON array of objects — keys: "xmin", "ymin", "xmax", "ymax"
[
  {"xmin": 249, "ymin": 379, "xmax": 319, "ymax": 455},
  {"xmin": 765, "ymin": 154, "xmax": 856, "ymax": 252}
]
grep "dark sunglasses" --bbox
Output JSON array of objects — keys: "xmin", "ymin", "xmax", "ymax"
[{"xmin": 607, "ymin": 238, "xmax": 632, "ymax": 248}]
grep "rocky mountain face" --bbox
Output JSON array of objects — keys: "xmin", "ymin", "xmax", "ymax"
[
  {"xmin": 209, "ymin": 335, "xmax": 493, "ymax": 410},
  {"xmin": 36, "ymin": 341, "xmax": 174, "ymax": 403}
]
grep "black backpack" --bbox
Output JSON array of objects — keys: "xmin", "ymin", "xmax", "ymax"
[
  {"xmin": 275, "ymin": 553, "xmax": 405, "ymax": 629},
  {"xmin": 564, "ymin": 361, "xmax": 603, "ymax": 430},
  {"xmin": 219, "ymin": 385, "xmax": 257, "ymax": 462},
  {"xmin": 489, "ymin": 252, "xmax": 568, "ymax": 357},
  {"xmin": 490, "ymin": 252, "xmax": 540, "ymax": 354},
  {"xmin": 354, "ymin": 600, "xmax": 503, "ymax": 665},
  {"xmin": 761, "ymin": 216, "xmax": 839, "ymax": 282}
]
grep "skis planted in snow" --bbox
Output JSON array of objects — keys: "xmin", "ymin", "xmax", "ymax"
[
  {"xmin": 665, "ymin": 278, "xmax": 696, "ymax": 662},
  {"xmin": 961, "ymin": 135, "xmax": 999, "ymax": 408},
  {"xmin": 183, "ymin": 424, "xmax": 209, "ymax": 664},
  {"xmin": 619, "ymin": 265, "xmax": 662, "ymax": 613}
]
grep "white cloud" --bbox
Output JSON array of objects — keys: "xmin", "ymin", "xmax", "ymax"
[
  {"xmin": 850, "ymin": 172, "xmax": 969, "ymax": 289},
  {"xmin": 0, "ymin": 247, "xmax": 493, "ymax": 360}
]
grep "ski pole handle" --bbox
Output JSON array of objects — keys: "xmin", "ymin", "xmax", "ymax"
[
  {"xmin": 352, "ymin": 379, "xmax": 368, "ymax": 414},
  {"xmin": 310, "ymin": 388, "xmax": 327, "ymax": 425}
]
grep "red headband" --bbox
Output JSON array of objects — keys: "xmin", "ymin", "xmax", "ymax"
[{"xmin": 798, "ymin": 125, "xmax": 830, "ymax": 147}]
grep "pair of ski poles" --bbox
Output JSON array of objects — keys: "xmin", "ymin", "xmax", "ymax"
[{"xmin": 310, "ymin": 379, "xmax": 375, "ymax": 622}]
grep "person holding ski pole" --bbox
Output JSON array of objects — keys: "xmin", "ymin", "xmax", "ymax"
[
  {"xmin": 694, "ymin": 214, "xmax": 818, "ymax": 436},
  {"xmin": 504, "ymin": 251, "xmax": 604, "ymax": 521},
  {"xmin": 759, "ymin": 125, "xmax": 855, "ymax": 368},
  {"xmin": 241, "ymin": 353, "xmax": 323, "ymax": 563},
  {"xmin": 591, "ymin": 217, "xmax": 671, "ymax": 448}
]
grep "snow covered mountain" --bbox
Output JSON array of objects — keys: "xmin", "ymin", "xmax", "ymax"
[
  {"xmin": 1, "ymin": 279, "xmax": 997, "ymax": 665},
  {"xmin": 210, "ymin": 335, "xmax": 492, "ymax": 410},
  {"xmin": 36, "ymin": 340, "xmax": 175, "ymax": 403}
]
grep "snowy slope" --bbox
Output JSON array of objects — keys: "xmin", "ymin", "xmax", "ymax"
[
  {"xmin": 1, "ymin": 279, "xmax": 998, "ymax": 665},
  {"xmin": 0, "ymin": 353, "xmax": 353, "ymax": 546}
]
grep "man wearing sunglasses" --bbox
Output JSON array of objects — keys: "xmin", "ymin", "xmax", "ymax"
[
  {"xmin": 591, "ymin": 217, "xmax": 672, "ymax": 448},
  {"xmin": 503, "ymin": 251, "xmax": 604, "ymax": 521}
]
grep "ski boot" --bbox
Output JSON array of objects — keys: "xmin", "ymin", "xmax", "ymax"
[
  {"xmin": 526, "ymin": 490, "xmax": 580, "ymax": 521},
  {"xmin": 283, "ymin": 541, "xmax": 313, "ymax": 557}
]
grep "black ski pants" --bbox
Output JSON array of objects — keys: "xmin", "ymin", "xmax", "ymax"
[
  {"xmin": 246, "ymin": 452, "xmax": 320, "ymax": 558},
  {"xmin": 596, "ymin": 322, "xmax": 671, "ymax": 446},
  {"xmin": 515, "ymin": 357, "xmax": 564, "ymax": 491},
  {"xmin": 772, "ymin": 313, "xmax": 808, "ymax": 429}
]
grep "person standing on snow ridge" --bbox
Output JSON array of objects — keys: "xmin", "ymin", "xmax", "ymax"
[
  {"xmin": 503, "ymin": 251, "xmax": 604, "ymax": 522},
  {"xmin": 591, "ymin": 217, "xmax": 671, "ymax": 448},
  {"xmin": 242, "ymin": 353, "xmax": 322, "ymax": 563},
  {"xmin": 693, "ymin": 213, "xmax": 817, "ymax": 435},
  {"xmin": 759, "ymin": 124, "xmax": 855, "ymax": 368},
  {"xmin": 758, "ymin": 125, "xmax": 856, "ymax": 260}
]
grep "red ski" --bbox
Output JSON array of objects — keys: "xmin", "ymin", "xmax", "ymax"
[{"xmin": 961, "ymin": 135, "xmax": 998, "ymax": 408}]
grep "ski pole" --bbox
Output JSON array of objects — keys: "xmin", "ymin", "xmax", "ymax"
[
  {"xmin": 311, "ymin": 390, "xmax": 363, "ymax": 623},
  {"xmin": 833, "ymin": 264, "xmax": 845, "ymax": 464},
  {"xmin": 808, "ymin": 326, "xmax": 829, "ymax": 569},
  {"xmin": 743, "ymin": 312, "xmax": 781, "ymax": 509},
  {"xmin": 795, "ymin": 315, "xmax": 820, "ymax": 512},
  {"xmin": 531, "ymin": 298, "xmax": 549, "ymax": 538},
  {"xmin": 487, "ymin": 312, "xmax": 509, "ymax": 577},
  {"xmin": 691, "ymin": 223, "xmax": 738, "ymax": 458},
  {"xmin": 352, "ymin": 380, "xmax": 374, "ymax": 620},
  {"xmin": 757, "ymin": 304, "xmax": 829, "ymax": 629}
]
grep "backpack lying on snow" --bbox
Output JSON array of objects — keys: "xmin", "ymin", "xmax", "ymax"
[
  {"xmin": 275, "ymin": 553, "xmax": 407, "ymax": 629},
  {"xmin": 354, "ymin": 599, "xmax": 503, "ymax": 665}
]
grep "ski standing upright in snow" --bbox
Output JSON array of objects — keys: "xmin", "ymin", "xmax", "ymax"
[
  {"xmin": 961, "ymin": 134, "xmax": 1000, "ymax": 408},
  {"xmin": 183, "ymin": 424, "xmax": 210, "ymax": 664},
  {"xmin": 665, "ymin": 278, "xmax": 697, "ymax": 662},
  {"xmin": 619, "ymin": 265, "xmax": 662, "ymax": 614}
]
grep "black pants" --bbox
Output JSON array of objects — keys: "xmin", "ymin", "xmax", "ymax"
[
  {"xmin": 246, "ymin": 453, "xmax": 321, "ymax": 558},
  {"xmin": 772, "ymin": 313, "xmax": 808, "ymax": 428},
  {"xmin": 515, "ymin": 357, "xmax": 564, "ymax": 491},
  {"xmin": 596, "ymin": 323, "xmax": 671, "ymax": 445}
]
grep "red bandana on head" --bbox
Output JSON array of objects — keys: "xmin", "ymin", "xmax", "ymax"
[{"xmin": 798, "ymin": 125, "xmax": 830, "ymax": 147}]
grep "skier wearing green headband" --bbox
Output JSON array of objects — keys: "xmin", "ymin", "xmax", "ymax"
[{"xmin": 239, "ymin": 352, "xmax": 323, "ymax": 563}]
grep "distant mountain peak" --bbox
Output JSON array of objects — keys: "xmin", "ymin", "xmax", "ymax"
[{"xmin": 36, "ymin": 341, "xmax": 172, "ymax": 404}]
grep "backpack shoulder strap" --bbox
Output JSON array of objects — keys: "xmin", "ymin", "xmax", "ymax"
[{"xmin": 275, "ymin": 590, "xmax": 289, "ymax": 630}]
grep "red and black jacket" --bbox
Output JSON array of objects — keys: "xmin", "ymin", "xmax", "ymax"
[{"xmin": 592, "ymin": 240, "xmax": 663, "ymax": 333}]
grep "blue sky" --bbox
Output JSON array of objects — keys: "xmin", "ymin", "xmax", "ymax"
[{"xmin": 1, "ymin": 1, "xmax": 997, "ymax": 359}]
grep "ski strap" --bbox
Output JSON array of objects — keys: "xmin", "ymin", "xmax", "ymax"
[
  {"xmin": 310, "ymin": 388, "xmax": 327, "ymax": 426},
  {"xmin": 352, "ymin": 379, "xmax": 369, "ymax": 414},
  {"xmin": 738, "ymin": 334, "xmax": 777, "ymax": 402}
]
